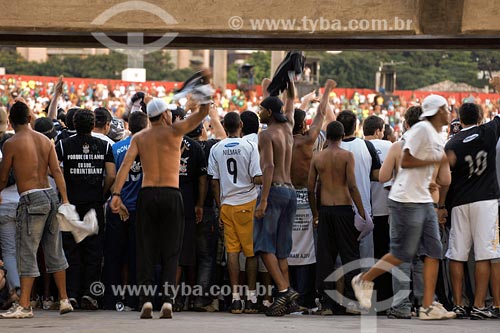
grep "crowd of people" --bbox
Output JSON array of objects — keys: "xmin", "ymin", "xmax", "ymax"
[{"xmin": 0, "ymin": 66, "xmax": 499, "ymax": 321}]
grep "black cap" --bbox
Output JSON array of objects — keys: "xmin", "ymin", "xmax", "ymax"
[
  {"xmin": 34, "ymin": 117, "xmax": 57, "ymax": 139},
  {"xmin": 171, "ymin": 107, "xmax": 186, "ymax": 122},
  {"xmin": 260, "ymin": 96, "xmax": 287, "ymax": 122}
]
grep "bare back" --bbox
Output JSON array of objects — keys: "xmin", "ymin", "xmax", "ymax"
[
  {"xmin": 7, "ymin": 130, "xmax": 52, "ymax": 193},
  {"xmin": 313, "ymin": 147, "xmax": 353, "ymax": 206},
  {"xmin": 134, "ymin": 126, "xmax": 183, "ymax": 188},
  {"xmin": 291, "ymin": 134, "xmax": 315, "ymax": 188},
  {"xmin": 260, "ymin": 122, "xmax": 293, "ymax": 184}
]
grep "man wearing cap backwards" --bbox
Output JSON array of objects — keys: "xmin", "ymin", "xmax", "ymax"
[
  {"xmin": 0, "ymin": 102, "xmax": 73, "ymax": 318},
  {"xmin": 110, "ymin": 97, "xmax": 210, "ymax": 319},
  {"xmin": 352, "ymin": 94, "xmax": 456, "ymax": 320},
  {"xmin": 254, "ymin": 78, "xmax": 299, "ymax": 316}
]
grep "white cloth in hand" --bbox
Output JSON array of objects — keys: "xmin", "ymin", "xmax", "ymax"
[
  {"xmin": 57, "ymin": 203, "xmax": 98, "ymax": 243},
  {"xmin": 354, "ymin": 210, "xmax": 374, "ymax": 241}
]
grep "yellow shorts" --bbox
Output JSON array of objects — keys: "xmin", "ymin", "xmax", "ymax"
[{"xmin": 220, "ymin": 199, "xmax": 256, "ymax": 257}]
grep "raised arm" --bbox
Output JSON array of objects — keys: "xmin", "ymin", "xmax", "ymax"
[
  {"xmin": 208, "ymin": 103, "xmax": 226, "ymax": 139},
  {"xmin": 299, "ymin": 91, "xmax": 316, "ymax": 111},
  {"xmin": 262, "ymin": 78, "xmax": 271, "ymax": 99},
  {"xmin": 48, "ymin": 76, "xmax": 64, "ymax": 119},
  {"xmin": 172, "ymin": 103, "xmax": 210, "ymax": 136},
  {"xmin": 308, "ymin": 80, "xmax": 336, "ymax": 142},
  {"xmin": 284, "ymin": 79, "xmax": 296, "ymax": 126}
]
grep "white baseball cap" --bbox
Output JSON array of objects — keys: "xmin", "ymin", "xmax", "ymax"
[
  {"xmin": 419, "ymin": 94, "xmax": 448, "ymax": 120},
  {"xmin": 146, "ymin": 98, "xmax": 168, "ymax": 118}
]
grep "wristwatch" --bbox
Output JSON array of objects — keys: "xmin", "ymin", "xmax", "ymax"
[{"xmin": 112, "ymin": 192, "xmax": 121, "ymax": 197}]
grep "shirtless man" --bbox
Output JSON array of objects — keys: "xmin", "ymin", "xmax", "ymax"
[
  {"xmin": 254, "ymin": 78, "xmax": 298, "ymax": 316},
  {"xmin": 308, "ymin": 120, "xmax": 366, "ymax": 314},
  {"xmin": 110, "ymin": 98, "xmax": 209, "ymax": 319},
  {"xmin": 288, "ymin": 79, "xmax": 336, "ymax": 309},
  {"xmin": 0, "ymin": 102, "xmax": 73, "ymax": 318}
]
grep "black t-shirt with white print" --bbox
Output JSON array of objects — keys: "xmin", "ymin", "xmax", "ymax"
[
  {"xmin": 179, "ymin": 136, "xmax": 207, "ymax": 220},
  {"xmin": 445, "ymin": 116, "xmax": 500, "ymax": 209},
  {"xmin": 56, "ymin": 134, "xmax": 115, "ymax": 204}
]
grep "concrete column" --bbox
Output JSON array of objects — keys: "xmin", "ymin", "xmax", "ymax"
[
  {"xmin": 202, "ymin": 49, "xmax": 210, "ymax": 68},
  {"xmin": 177, "ymin": 50, "xmax": 191, "ymax": 69},
  {"xmin": 213, "ymin": 50, "xmax": 227, "ymax": 90},
  {"xmin": 270, "ymin": 51, "xmax": 285, "ymax": 77}
]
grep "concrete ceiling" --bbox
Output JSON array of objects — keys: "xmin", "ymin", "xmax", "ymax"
[{"xmin": 1, "ymin": 0, "xmax": 500, "ymax": 49}]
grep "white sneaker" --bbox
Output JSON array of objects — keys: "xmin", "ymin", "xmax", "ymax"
[
  {"xmin": 140, "ymin": 302, "xmax": 153, "ymax": 319},
  {"xmin": 432, "ymin": 302, "xmax": 456, "ymax": 319},
  {"xmin": 419, "ymin": 303, "xmax": 454, "ymax": 320},
  {"xmin": 42, "ymin": 297, "xmax": 54, "ymax": 310},
  {"xmin": 59, "ymin": 298, "xmax": 74, "ymax": 315},
  {"xmin": 1, "ymin": 304, "xmax": 34, "ymax": 319},
  {"xmin": 351, "ymin": 273, "xmax": 374, "ymax": 309},
  {"xmin": 159, "ymin": 302, "xmax": 173, "ymax": 319}
]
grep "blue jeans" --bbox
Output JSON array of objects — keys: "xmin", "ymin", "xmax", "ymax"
[
  {"xmin": 253, "ymin": 186, "xmax": 297, "ymax": 259},
  {"xmin": 0, "ymin": 210, "xmax": 20, "ymax": 290},
  {"xmin": 16, "ymin": 189, "xmax": 68, "ymax": 277},
  {"xmin": 194, "ymin": 207, "xmax": 219, "ymax": 307},
  {"xmin": 388, "ymin": 200, "xmax": 442, "ymax": 262}
]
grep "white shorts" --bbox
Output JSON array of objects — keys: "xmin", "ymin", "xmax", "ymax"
[{"xmin": 446, "ymin": 200, "xmax": 500, "ymax": 261}]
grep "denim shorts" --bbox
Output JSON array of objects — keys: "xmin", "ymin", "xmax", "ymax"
[
  {"xmin": 16, "ymin": 188, "xmax": 68, "ymax": 277},
  {"xmin": 388, "ymin": 199, "xmax": 442, "ymax": 262},
  {"xmin": 253, "ymin": 186, "xmax": 297, "ymax": 259}
]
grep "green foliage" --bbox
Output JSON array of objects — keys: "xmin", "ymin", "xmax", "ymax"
[
  {"xmin": 227, "ymin": 51, "xmax": 271, "ymax": 84},
  {"xmin": 0, "ymin": 49, "xmax": 193, "ymax": 82},
  {"xmin": 315, "ymin": 50, "xmax": 500, "ymax": 90}
]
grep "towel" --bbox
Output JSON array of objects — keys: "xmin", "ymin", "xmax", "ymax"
[
  {"xmin": 57, "ymin": 203, "xmax": 98, "ymax": 243},
  {"xmin": 354, "ymin": 210, "xmax": 374, "ymax": 241}
]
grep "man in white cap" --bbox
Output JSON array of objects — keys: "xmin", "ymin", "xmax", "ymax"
[
  {"xmin": 351, "ymin": 94, "xmax": 456, "ymax": 320},
  {"xmin": 110, "ymin": 97, "xmax": 210, "ymax": 319}
]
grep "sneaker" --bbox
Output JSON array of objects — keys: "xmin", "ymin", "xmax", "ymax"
[
  {"xmin": 284, "ymin": 300, "xmax": 306, "ymax": 315},
  {"xmin": 386, "ymin": 307, "xmax": 411, "ymax": 319},
  {"xmin": 345, "ymin": 301, "xmax": 368, "ymax": 315},
  {"xmin": 140, "ymin": 302, "xmax": 153, "ymax": 319},
  {"xmin": 452, "ymin": 305, "xmax": 468, "ymax": 319},
  {"xmin": 1, "ymin": 304, "xmax": 33, "ymax": 319},
  {"xmin": 419, "ymin": 303, "xmax": 455, "ymax": 320},
  {"xmin": 351, "ymin": 273, "xmax": 374, "ymax": 309},
  {"xmin": 69, "ymin": 298, "xmax": 79, "ymax": 309},
  {"xmin": 59, "ymin": 298, "xmax": 74, "ymax": 315},
  {"xmin": 432, "ymin": 302, "xmax": 456, "ymax": 319},
  {"xmin": 230, "ymin": 300, "xmax": 243, "ymax": 314},
  {"xmin": 30, "ymin": 296, "xmax": 41, "ymax": 309},
  {"xmin": 244, "ymin": 300, "xmax": 259, "ymax": 314},
  {"xmin": 42, "ymin": 297, "xmax": 54, "ymax": 310},
  {"xmin": 489, "ymin": 306, "xmax": 500, "ymax": 319},
  {"xmin": 265, "ymin": 288, "xmax": 299, "ymax": 317},
  {"xmin": 470, "ymin": 306, "xmax": 493, "ymax": 320},
  {"xmin": 159, "ymin": 302, "xmax": 173, "ymax": 319},
  {"xmin": 81, "ymin": 295, "xmax": 98, "ymax": 310}
]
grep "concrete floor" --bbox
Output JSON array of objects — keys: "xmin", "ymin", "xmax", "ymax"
[{"xmin": 0, "ymin": 310, "xmax": 497, "ymax": 333}]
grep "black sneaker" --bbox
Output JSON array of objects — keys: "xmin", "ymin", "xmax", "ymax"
[
  {"xmin": 230, "ymin": 300, "xmax": 243, "ymax": 314},
  {"xmin": 244, "ymin": 300, "xmax": 259, "ymax": 314},
  {"xmin": 470, "ymin": 306, "xmax": 493, "ymax": 320},
  {"xmin": 489, "ymin": 306, "xmax": 500, "ymax": 319},
  {"xmin": 80, "ymin": 296, "xmax": 98, "ymax": 310},
  {"xmin": 69, "ymin": 298, "xmax": 79, "ymax": 310},
  {"xmin": 285, "ymin": 300, "xmax": 306, "ymax": 314},
  {"xmin": 265, "ymin": 288, "xmax": 299, "ymax": 317},
  {"xmin": 452, "ymin": 305, "xmax": 468, "ymax": 319}
]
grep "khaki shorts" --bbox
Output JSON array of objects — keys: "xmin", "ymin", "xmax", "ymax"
[{"xmin": 220, "ymin": 200, "xmax": 256, "ymax": 257}]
